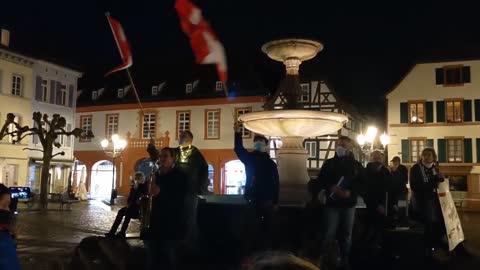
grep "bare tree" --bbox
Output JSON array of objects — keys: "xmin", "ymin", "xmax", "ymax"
[{"xmin": 0, "ymin": 112, "xmax": 93, "ymax": 210}]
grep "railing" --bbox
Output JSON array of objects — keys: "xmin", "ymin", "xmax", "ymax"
[{"xmin": 126, "ymin": 131, "xmax": 170, "ymax": 149}]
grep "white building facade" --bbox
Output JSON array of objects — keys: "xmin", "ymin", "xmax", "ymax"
[{"xmin": 387, "ymin": 59, "xmax": 480, "ymax": 210}]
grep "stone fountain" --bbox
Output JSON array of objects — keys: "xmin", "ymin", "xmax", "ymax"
[{"xmin": 239, "ymin": 39, "xmax": 348, "ymax": 205}]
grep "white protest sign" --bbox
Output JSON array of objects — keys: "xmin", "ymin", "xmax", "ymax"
[{"xmin": 437, "ymin": 180, "xmax": 465, "ymax": 251}]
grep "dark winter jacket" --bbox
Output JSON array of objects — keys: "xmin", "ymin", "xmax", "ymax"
[
  {"xmin": 390, "ymin": 164, "xmax": 408, "ymax": 194},
  {"xmin": 147, "ymin": 144, "xmax": 209, "ymax": 195},
  {"xmin": 410, "ymin": 163, "xmax": 444, "ymax": 205},
  {"xmin": 364, "ymin": 162, "xmax": 391, "ymax": 208},
  {"xmin": 149, "ymin": 168, "xmax": 195, "ymax": 241},
  {"xmin": 313, "ymin": 154, "xmax": 364, "ymax": 208},
  {"xmin": 126, "ymin": 182, "xmax": 148, "ymax": 208},
  {"xmin": 234, "ymin": 132, "xmax": 279, "ymax": 204}
]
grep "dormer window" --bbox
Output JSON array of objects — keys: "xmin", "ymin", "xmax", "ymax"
[
  {"xmin": 152, "ymin": 86, "xmax": 158, "ymax": 96},
  {"xmin": 117, "ymin": 88, "xmax": 124, "ymax": 98},
  {"xmin": 186, "ymin": 83, "xmax": 193, "ymax": 94},
  {"xmin": 215, "ymin": 81, "xmax": 223, "ymax": 91},
  {"xmin": 92, "ymin": 91, "xmax": 98, "ymax": 100}
]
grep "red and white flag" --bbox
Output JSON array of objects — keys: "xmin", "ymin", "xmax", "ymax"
[
  {"xmin": 105, "ymin": 13, "xmax": 133, "ymax": 77},
  {"xmin": 175, "ymin": 0, "xmax": 227, "ymax": 83}
]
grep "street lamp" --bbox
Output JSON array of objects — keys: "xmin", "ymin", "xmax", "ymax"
[
  {"xmin": 101, "ymin": 134, "xmax": 127, "ymax": 205},
  {"xmin": 356, "ymin": 126, "xmax": 390, "ymax": 165}
]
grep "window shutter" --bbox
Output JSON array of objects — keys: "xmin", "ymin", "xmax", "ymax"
[
  {"xmin": 436, "ymin": 101, "xmax": 445, "ymax": 122},
  {"xmin": 438, "ymin": 139, "xmax": 446, "ymax": 163},
  {"xmin": 477, "ymin": 139, "xmax": 480, "ymax": 163},
  {"xmin": 435, "ymin": 68, "xmax": 444, "ymax": 85},
  {"xmin": 475, "ymin": 100, "xmax": 480, "ymax": 121},
  {"xmin": 400, "ymin": 102, "xmax": 408, "ymax": 123},
  {"xmin": 35, "ymin": 76, "xmax": 43, "ymax": 101},
  {"xmin": 55, "ymin": 81, "xmax": 62, "ymax": 105},
  {"xmin": 401, "ymin": 139, "xmax": 410, "ymax": 163},
  {"xmin": 464, "ymin": 138, "xmax": 473, "ymax": 163},
  {"xmin": 462, "ymin": 66, "xmax": 471, "ymax": 83},
  {"xmin": 426, "ymin": 139, "xmax": 434, "ymax": 148},
  {"xmin": 50, "ymin": 80, "xmax": 55, "ymax": 104},
  {"xmin": 464, "ymin": 100, "xmax": 472, "ymax": 122},
  {"xmin": 426, "ymin": 102, "xmax": 434, "ymax": 123},
  {"xmin": 68, "ymin": 85, "xmax": 74, "ymax": 107}
]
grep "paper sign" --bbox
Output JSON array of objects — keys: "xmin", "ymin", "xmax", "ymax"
[{"xmin": 437, "ymin": 180, "xmax": 465, "ymax": 251}]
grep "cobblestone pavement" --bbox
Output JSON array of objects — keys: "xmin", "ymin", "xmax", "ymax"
[
  {"xmin": 16, "ymin": 200, "xmax": 141, "ymax": 269},
  {"xmin": 13, "ymin": 200, "xmax": 480, "ymax": 270}
]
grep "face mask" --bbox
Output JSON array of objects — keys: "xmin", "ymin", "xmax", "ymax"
[
  {"xmin": 336, "ymin": 146, "xmax": 348, "ymax": 158},
  {"xmin": 254, "ymin": 141, "xmax": 267, "ymax": 152},
  {"xmin": 422, "ymin": 161, "xmax": 434, "ymax": 168}
]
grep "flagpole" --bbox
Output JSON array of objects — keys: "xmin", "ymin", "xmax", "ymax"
[{"xmin": 125, "ymin": 68, "xmax": 154, "ymax": 139}]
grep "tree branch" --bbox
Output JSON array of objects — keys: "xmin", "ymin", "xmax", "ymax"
[
  {"xmin": 19, "ymin": 132, "xmax": 38, "ymax": 141},
  {"xmin": 22, "ymin": 148, "xmax": 45, "ymax": 153},
  {"xmin": 52, "ymin": 151, "xmax": 65, "ymax": 158}
]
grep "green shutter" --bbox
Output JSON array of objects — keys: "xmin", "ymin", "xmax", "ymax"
[
  {"xmin": 476, "ymin": 139, "xmax": 480, "ymax": 163},
  {"xmin": 462, "ymin": 66, "xmax": 471, "ymax": 83},
  {"xmin": 401, "ymin": 139, "xmax": 410, "ymax": 163},
  {"xmin": 464, "ymin": 100, "xmax": 472, "ymax": 122},
  {"xmin": 426, "ymin": 139, "xmax": 434, "ymax": 148},
  {"xmin": 400, "ymin": 102, "xmax": 408, "ymax": 123},
  {"xmin": 435, "ymin": 68, "xmax": 444, "ymax": 85},
  {"xmin": 426, "ymin": 102, "xmax": 434, "ymax": 123},
  {"xmin": 475, "ymin": 100, "xmax": 480, "ymax": 121},
  {"xmin": 438, "ymin": 139, "xmax": 446, "ymax": 163},
  {"xmin": 436, "ymin": 101, "xmax": 445, "ymax": 122},
  {"xmin": 464, "ymin": 138, "xmax": 473, "ymax": 163}
]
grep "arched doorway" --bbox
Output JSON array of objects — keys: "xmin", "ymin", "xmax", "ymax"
[
  {"xmin": 134, "ymin": 158, "xmax": 155, "ymax": 182},
  {"xmin": 91, "ymin": 160, "xmax": 115, "ymax": 199},
  {"xmin": 222, "ymin": 160, "xmax": 246, "ymax": 195}
]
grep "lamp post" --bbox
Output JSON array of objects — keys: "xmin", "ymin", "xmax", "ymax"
[
  {"xmin": 356, "ymin": 126, "xmax": 390, "ymax": 166},
  {"xmin": 101, "ymin": 134, "xmax": 127, "ymax": 205}
]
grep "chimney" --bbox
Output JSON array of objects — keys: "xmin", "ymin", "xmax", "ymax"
[{"xmin": 1, "ymin": 29, "xmax": 10, "ymax": 47}]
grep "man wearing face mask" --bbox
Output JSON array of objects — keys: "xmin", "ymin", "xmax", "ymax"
[
  {"xmin": 234, "ymin": 122, "xmax": 279, "ymax": 250},
  {"xmin": 311, "ymin": 136, "xmax": 364, "ymax": 270}
]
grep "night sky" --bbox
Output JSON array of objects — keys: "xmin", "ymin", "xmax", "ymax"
[{"xmin": 2, "ymin": 0, "xmax": 480, "ymax": 119}]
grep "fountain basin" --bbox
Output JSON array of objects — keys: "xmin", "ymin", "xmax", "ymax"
[
  {"xmin": 239, "ymin": 110, "xmax": 348, "ymax": 138},
  {"xmin": 261, "ymin": 39, "xmax": 323, "ymax": 63}
]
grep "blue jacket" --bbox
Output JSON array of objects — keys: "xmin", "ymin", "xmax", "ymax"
[
  {"xmin": 234, "ymin": 132, "xmax": 279, "ymax": 204},
  {"xmin": 0, "ymin": 231, "xmax": 21, "ymax": 270}
]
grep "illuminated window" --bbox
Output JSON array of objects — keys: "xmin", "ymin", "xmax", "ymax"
[
  {"xmin": 106, "ymin": 114, "xmax": 119, "ymax": 139},
  {"xmin": 177, "ymin": 111, "xmax": 191, "ymax": 138},
  {"xmin": 446, "ymin": 100, "xmax": 463, "ymax": 123},
  {"xmin": 410, "ymin": 138, "xmax": 426, "ymax": 162},
  {"xmin": 80, "ymin": 115, "xmax": 92, "ymax": 142},
  {"xmin": 235, "ymin": 108, "xmax": 252, "ymax": 138},
  {"xmin": 142, "ymin": 113, "xmax": 156, "ymax": 139},
  {"xmin": 11, "ymin": 75, "xmax": 22, "ymax": 96},
  {"xmin": 447, "ymin": 138, "xmax": 463, "ymax": 163},
  {"xmin": 409, "ymin": 102, "xmax": 424, "ymax": 123},
  {"xmin": 205, "ymin": 110, "xmax": 220, "ymax": 139}
]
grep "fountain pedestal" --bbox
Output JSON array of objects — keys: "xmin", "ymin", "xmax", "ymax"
[
  {"xmin": 239, "ymin": 39, "xmax": 348, "ymax": 205},
  {"xmin": 276, "ymin": 136, "xmax": 310, "ymax": 205}
]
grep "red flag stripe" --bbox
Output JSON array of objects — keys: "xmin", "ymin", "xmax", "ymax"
[{"xmin": 105, "ymin": 14, "xmax": 133, "ymax": 77}]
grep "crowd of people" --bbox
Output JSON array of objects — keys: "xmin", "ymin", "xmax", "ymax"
[{"xmin": 99, "ymin": 125, "xmax": 465, "ymax": 270}]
